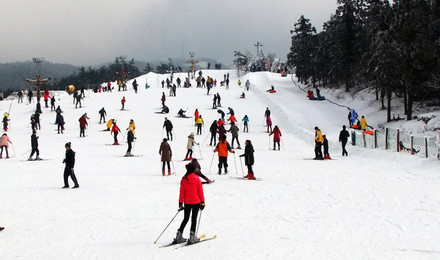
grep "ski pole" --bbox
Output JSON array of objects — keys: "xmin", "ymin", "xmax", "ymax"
[
  {"xmin": 208, "ymin": 151, "xmax": 215, "ymax": 175},
  {"xmin": 196, "ymin": 209, "xmax": 203, "ymax": 237},
  {"xmin": 198, "ymin": 144, "xmax": 203, "ymax": 159},
  {"xmin": 11, "ymin": 143, "xmax": 16, "ymax": 158},
  {"xmin": 201, "ymin": 132, "xmax": 209, "ymax": 145},
  {"xmin": 22, "ymin": 148, "xmax": 32, "ymax": 156},
  {"xmin": 171, "ymin": 160, "xmax": 176, "ymax": 175},
  {"xmin": 233, "ymin": 152, "xmax": 238, "ymax": 175},
  {"xmin": 239, "ymin": 156, "xmax": 245, "ymax": 177},
  {"xmin": 268, "ymin": 135, "xmax": 271, "ymax": 150},
  {"xmin": 153, "ymin": 210, "xmax": 182, "ymax": 244}
]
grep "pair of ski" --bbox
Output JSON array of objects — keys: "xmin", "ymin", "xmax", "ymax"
[
  {"xmin": 229, "ymin": 176, "xmax": 263, "ymax": 181},
  {"xmin": 160, "ymin": 234, "xmax": 217, "ymax": 249}
]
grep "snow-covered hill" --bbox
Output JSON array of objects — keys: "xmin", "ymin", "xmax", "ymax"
[{"xmin": 0, "ymin": 70, "xmax": 439, "ymax": 259}]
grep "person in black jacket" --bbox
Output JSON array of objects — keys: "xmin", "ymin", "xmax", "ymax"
[
  {"xmin": 240, "ymin": 140, "xmax": 255, "ymax": 179},
  {"xmin": 29, "ymin": 131, "xmax": 40, "ymax": 161},
  {"xmin": 126, "ymin": 129, "xmax": 136, "ymax": 156},
  {"xmin": 209, "ymin": 120, "xmax": 218, "ymax": 146},
  {"xmin": 163, "ymin": 117, "xmax": 173, "ymax": 141},
  {"xmin": 99, "ymin": 107, "xmax": 107, "ymax": 124},
  {"xmin": 62, "ymin": 142, "xmax": 79, "ymax": 189},
  {"xmin": 339, "ymin": 125, "xmax": 350, "ymax": 156}
]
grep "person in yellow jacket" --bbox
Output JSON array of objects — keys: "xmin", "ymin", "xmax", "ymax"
[
  {"xmin": 105, "ymin": 119, "xmax": 114, "ymax": 131},
  {"xmin": 127, "ymin": 119, "xmax": 136, "ymax": 134},
  {"xmin": 360, "ymin": 116, "xmax": 367, "ymax": 131},
  {"xmin": 196, "ymin": 115, "xmax": 204, "ymax": 135},
  {"xmin": 314, "ymin": 126, "xmax": 323, "ymax": 160}
]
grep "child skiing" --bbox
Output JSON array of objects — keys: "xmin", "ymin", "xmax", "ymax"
[
  {"xmin": 323, "ymin": 135, "xmax": 331, "ymax": 159},
  {"xmin": 240, "ymin": 140, "xmax": 255, "ymax": 179},
  {"xmin": 0, "ymin": 133, "xmax": 12, "ymax": 159},
  {"xmin": 184, "ymin": 133, "xmax": 198, "ymax": 161}
]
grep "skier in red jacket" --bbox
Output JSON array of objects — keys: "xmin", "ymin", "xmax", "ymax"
[
  {"xmin": 269, "ymin": 125, "xmax": 282, "ymax": 150},
  {"xmin": 174, "ymin": 163, "xmax": 205, "ymax": 245},
  {"xmin": 111, "ymin": 121, "xmax": 121, "ymax": 145}
]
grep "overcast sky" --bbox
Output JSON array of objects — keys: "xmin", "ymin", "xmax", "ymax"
[{"xmin": 1, "ymin": 0, "xmax": 337, "ymax": 67}]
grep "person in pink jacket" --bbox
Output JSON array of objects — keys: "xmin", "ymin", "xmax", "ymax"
[
  {"xmin": 174, "ymin": 163, "xmax": 205, "ymax": 245},
  {"xmin": 0, "ymin": 133, "xmax": 12, "ymax": 159}
]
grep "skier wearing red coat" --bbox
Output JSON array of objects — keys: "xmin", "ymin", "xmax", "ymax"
[
  {"xmin": 269, "ymin": 125, "xmax": 282, "ymax": 150},
  {"xmin": 174, "ymin": 163, "xmax": 205, "ymax": 245},
  {"xmin": 78, "ymin": 113, "xmax": 89, "ymax": 137},
  {"xmin": 111, "ymin": 121, "xmax": 121, "ymax": 145}
]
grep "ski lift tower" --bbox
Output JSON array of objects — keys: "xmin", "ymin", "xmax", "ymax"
[{"xmin": 26, "ymin": 57, "xmax": 51, "ymax": 102}]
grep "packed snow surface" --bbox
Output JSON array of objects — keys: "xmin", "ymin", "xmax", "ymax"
[{"xmin": 0, "ymin": 70, "xmax": 439, "ymax": 259}]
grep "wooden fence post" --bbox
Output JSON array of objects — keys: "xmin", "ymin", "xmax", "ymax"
[{"xmin": 396, "ymin": 129, "xmax": 400, "ymax": 152}]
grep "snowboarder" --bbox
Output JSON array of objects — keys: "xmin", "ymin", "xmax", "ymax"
[
  {"xmin": 240, "ymin": 140, "xmax": 255, "ymax": 179},
  {"xmin": 159, "ymin": 138, "xmax": 172, "ymax": 176},
  {"xmin": 242, "ymin": 115, "xmax": 249, "ymax": 133},
  {"xmin": 339, "ymin": 125, "xmax": 350, "ymax": 156},
  {"xmin": 163, "ymin": 117, "xmax": 173, "ymax": 141},
  {"xmin": 227, "ymin": 122, "xmax": 241, "ymax": 149},
  {"xmin": 78, "ymin": 113, "xmax": 89, "ymax": 137},
  {"xmin": 314, "ymin": 126, "xmax": 323, "ymax": 160},
  {"xmin": 99, "ymin": 107, "xmax": 107, "ymax": 124},
  {"xmin": 121, "ymin": 97, "xmax": 126, "ymax": 110},
  {"xmin": 209, "ymin": 120, "xmax": 218, "ymax": 146},
  {"xmin": 29, "ymin": 130, "xmax": 40, "ymax": 161},
  {"xmin": 62, "ymin": 142, "xmax": 79, "ymax": 189},
  {"xmin": 196, "ymin": 115, "xmax": 204, "ymax": 135},
  {"xmin": 111, "ymin": 121, "xmax": 121, "ymax": 145},
  {"xmin": 269, "ymin": 125, "xmax": 282, "ymax": 150},
  {"xmin": 184, "ymin": 133, "xmax": 198, "ymax": 161},
  {"xmin": 323, "ymin": 135, "xmax": 331, "ymax": 159},
  {"xmin": 214, "ymin": 135, "xmax": 234, "ymax": 175},
  {"xmin": 174, "ymin": 163, "xmax": 205, "ymax": 245},
  {"xmin": 0, "ymin": 133, "xmax": 12, "ymax": 159}
]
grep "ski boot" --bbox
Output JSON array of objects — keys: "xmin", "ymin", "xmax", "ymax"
[
  {"xmin": 168, "ymin": 169, "xmax": 171, "ymax": 176},
  {"xmin": 174, "ymin": 230, "xmax": 186, "ymax": 244},
  {"xmin": 35, "ymin": 156, "xmax": 41, "ymax": 160},
  {"xmin": 248, "ymin": 173, "xmax": 256, "ymax": 180},
  {"xmin": 244, "ymin": 173, "xmax": 251, "ymax": 179},
  {"xmin": 187, "ymin": 231, "xmax": 200, "ymax": 245},
  {"xmin": 162, "ymin": 169, "xmax": 165, "ymax": 176}
]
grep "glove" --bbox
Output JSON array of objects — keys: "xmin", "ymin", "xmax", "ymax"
[
  {"xmin": 178, "ymin": 203, "xmax": 184, "ymax": 211},
  {"xmin": 200, "ymin": 201, "xmax": 205, "ymax": 210}
]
